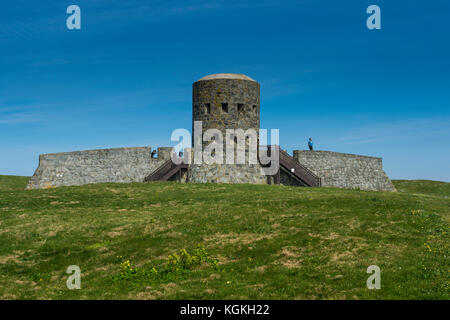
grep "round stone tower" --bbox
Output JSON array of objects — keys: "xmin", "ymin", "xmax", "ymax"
[{"xmin": 189, "ymin": 73, "xmax": 267, "ymax": 184}]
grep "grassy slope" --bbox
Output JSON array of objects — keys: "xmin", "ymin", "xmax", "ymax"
[
  {"xmin": 0, "ymin": 175, "xmax": 30, "ymax": 192},
  {"xmin": 0, "ymin": 177, "xmax": 448, "ymax": 299},
  {"xmin": 394, "ymin": 180, "xmax": 450, "ymax": 198}
]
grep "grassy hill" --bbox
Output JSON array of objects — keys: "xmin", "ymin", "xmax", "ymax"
[
  {"xmin": 0, "ymin": 176, "xmax": 448, "ymax": 299},
  {"xmin": 393, "ymin": 180, "xmax": 450, "ymax": 198},
  {"xmin": 0, "ymin": 175, "xmax": 30, "ymax": 192}
]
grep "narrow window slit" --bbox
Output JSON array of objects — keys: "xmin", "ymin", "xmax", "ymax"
[{"xmin": 222, "ymin": 103, "xmax": 228, "ymax": 113}]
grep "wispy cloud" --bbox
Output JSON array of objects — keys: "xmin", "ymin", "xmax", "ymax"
[
  {"xmin": 0, "ymin": 112, "xmax": 44, "ymax": 124},
  {"xmin": 0, "ymin": 102, "xmax": 50, "ymax": 124},
  {"xmin": 3, "ymin": 0, "xmax": 305, "ymax": 42},
  {"xmin": 0, "ymin": 0, "xmax": 290, "ymax": 40},
  {"xmin": 328, "ymin": 117, "xmax": 450, "ymax": 146}
]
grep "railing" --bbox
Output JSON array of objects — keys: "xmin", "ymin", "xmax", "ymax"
[
  {"xmin": 145, "ymin": 148, "xmax": 320, "ymax": 187},
  {"xmin": 278, "ymin": 149, "xmax": 321, "ymax": 187},
  {"xmin": 144, "ymin": 158, "xmax": 189, "ymax": 182}
]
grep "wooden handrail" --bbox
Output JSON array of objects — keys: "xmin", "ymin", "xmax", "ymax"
[
  {"xmin": 278, "ymin": 149, "xmax": 321, "ymax": 187},
  {"xmin": 145, "ymin": 148, "xmax": 320, "ymax": 187},
  {"xmin": 144, "ymin": 158, "xmax": 189, "ymax": 182}
]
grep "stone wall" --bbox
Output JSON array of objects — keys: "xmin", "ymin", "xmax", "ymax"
[
  {"xmin": 188, "ymin": 164, "xmax": 268, "ymax": 184},
  {"xmin": 190, "ymin": 74, "xmax": 266, "ymax": 184},
  {"xmin": 26, "ymin": 147, "xmax": 170, "ymax": 189},
  {"xmin": 293, "ymin": 150, "xmax": 396, "ymax": 191},
  {"xmin": 279, "ymin": 167, "xmax": 306, "ymax": 187},
  {"xmin": 192, "ymin": 76, "xmax": 260, "ymax": 141}
]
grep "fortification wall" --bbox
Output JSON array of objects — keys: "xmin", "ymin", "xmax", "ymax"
[
  {"xmin": 293, "ymin": 150, "xmax": 396, "ymax": 191},
  {"xmin": 26, "ymin": 147, "xmax": 169, "ymax": 189},
  {"xmin": 279, "ymin": 167, "xmax": 306, "ymax": 187},
  {"xmin": 188, "ymin": 164, "xmax": 268, "ymax": 184},
  {"xmin": 190, "ymin": 74, "xmax": 265, "ymax": 184}
]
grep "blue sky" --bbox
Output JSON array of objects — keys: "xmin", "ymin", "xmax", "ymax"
[{"xmin": 0, "ymin": 0, "xmax": 449, "ymax": 181}]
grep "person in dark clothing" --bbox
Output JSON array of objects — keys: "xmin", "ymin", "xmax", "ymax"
[
  {"xmin": 308, "ymin": 138, "xmax": 314, "ymax": 151},
  {"xmin": 151, "ymin": 150, "xmax": 157, "ymax": 158}
]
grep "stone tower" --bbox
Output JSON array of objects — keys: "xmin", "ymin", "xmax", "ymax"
[{"xmin": 188, "ymin": 73, "xmax": 267, "ymax": 184}]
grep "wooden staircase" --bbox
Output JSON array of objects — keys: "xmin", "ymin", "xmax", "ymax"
[
  {"xmin": 144, "ymin": 148, "xmax": 321, "ymax": 187},
  {"xmin": 279, "ymin": 149, "xmax": 321, "ymax": 187},
  {"xmin": 272, "ymin": 148, "xmax": 321, "ymax": 187},
  {"xmin": 144, "ymin": 159, "xmax": 189, "ymax": 182}
]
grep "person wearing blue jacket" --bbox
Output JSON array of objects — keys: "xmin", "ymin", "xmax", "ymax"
[{"xmin": 308, "ymin": 138, "xmax": 314, "ymax": 151}]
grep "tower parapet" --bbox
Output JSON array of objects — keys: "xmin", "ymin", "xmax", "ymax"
[{"xmin": 189, "ymin": 73, "xmax": 267, "ymax": 184}]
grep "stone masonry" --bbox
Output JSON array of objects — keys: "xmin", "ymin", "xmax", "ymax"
[
  {"xmin": 189, "ymin": 74, "xmax": 267, "ymax": 184},
  {"xmin": 26, "ymin": 147, "xmax": 171, "ymax": 189},
  {"xmin": 26, "ymin": 73, "xmax": 396, "ymax": 191},
  {"xmin": 293, "ymin": 150, "xmax": 396, "ymax": 191}
]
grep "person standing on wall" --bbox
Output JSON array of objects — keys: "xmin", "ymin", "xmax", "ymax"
[{"xmin": 308, "ymin": 138, "xmax": 314, "ymax": 151}]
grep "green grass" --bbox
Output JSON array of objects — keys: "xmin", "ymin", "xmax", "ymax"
[
  {"xmin": 393, "ymin": 180, "xmax": 450, "ymax": 198},
  {"xmin": 0, "ymin": 175, "xmax": 29, "ymax": 191},
  {"xmin": 0, "ymin": 176, "xmax": 448, "ymax": 299}
]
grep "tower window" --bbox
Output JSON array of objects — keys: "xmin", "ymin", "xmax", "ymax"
[
  {"xmin": 253, "ymin": 105, "xmax": 257, "ymax": 113},
  {"xmin": 237, "ymin": 104, "xmax": 244, "ymax": 113},
  {"xmin": 221, "ymin": 103, "xmax": 228, "ymax": 113},
  {"xmin": 204, "ymin": 103, "xmax": 211, "ymax": 114}
]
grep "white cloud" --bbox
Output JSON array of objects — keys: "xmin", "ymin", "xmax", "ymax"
[
  {"xmin": 329, "ymin": 117, "xmax": 450, "ymax": 146},
  {"xmin": 0, "ymin": 112, "xmax": 43, "ymax": 124}
]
